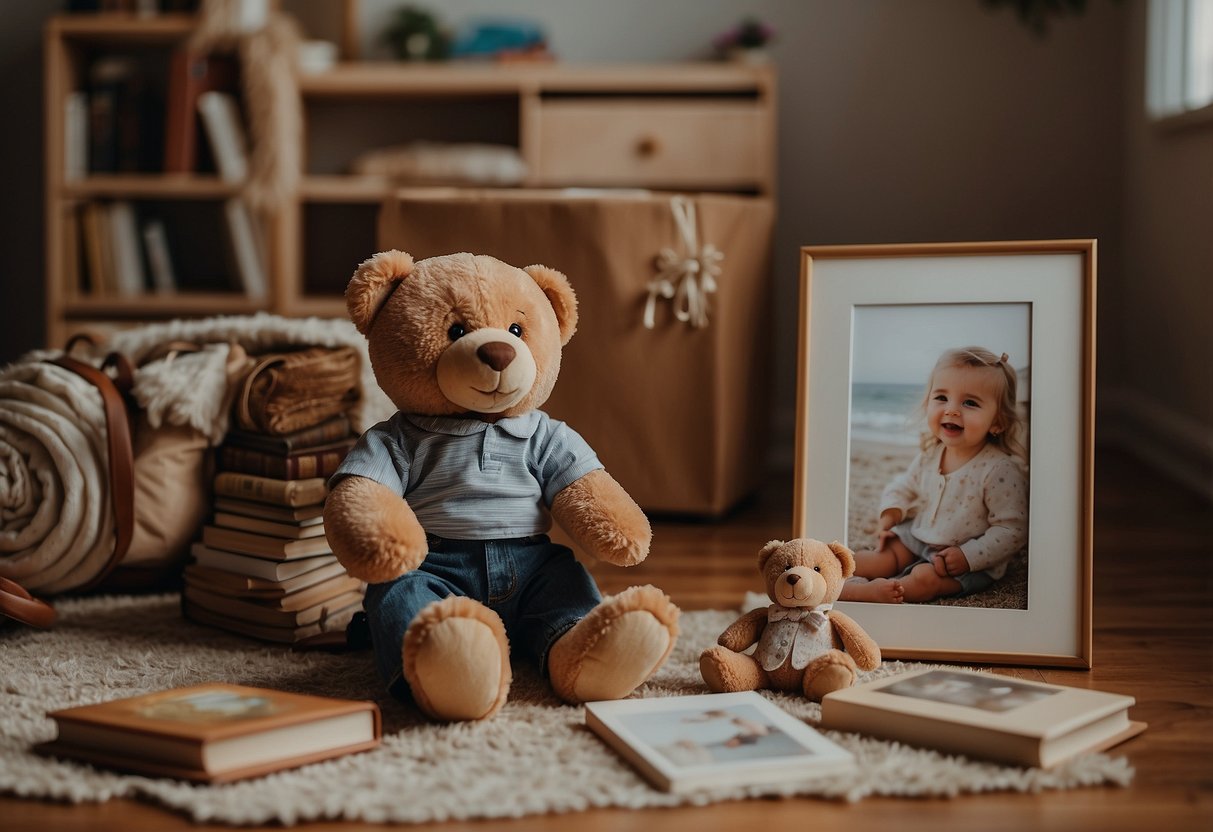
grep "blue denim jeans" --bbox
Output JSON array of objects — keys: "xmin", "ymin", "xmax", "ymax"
[{"xmin": 362, "ymin": 534, "xmax": 602, "ymax": 700}]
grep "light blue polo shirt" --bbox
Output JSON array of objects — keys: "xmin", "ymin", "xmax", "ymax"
[{"xmin": 331, "ymin": 411, "xmax": 604, "ymax": 540}]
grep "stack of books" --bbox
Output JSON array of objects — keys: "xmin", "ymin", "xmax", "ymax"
[{"xmin": 182, "ymin": 415, "xmax": 363, "ymax": 644}]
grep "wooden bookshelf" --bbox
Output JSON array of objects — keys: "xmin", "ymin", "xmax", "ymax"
[{"xmin": 44, "ymin": 12, "xmax": 776, "ymax": 345}]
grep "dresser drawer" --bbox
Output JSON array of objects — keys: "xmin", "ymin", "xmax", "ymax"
[{"xmin": 531, "ymin": 99, "xmax": 767, "ymax": 189}]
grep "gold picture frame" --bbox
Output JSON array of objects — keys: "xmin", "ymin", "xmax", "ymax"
[{"xmin": 795, "ymin": 241, "xmax": 1095, "ymax": 668}]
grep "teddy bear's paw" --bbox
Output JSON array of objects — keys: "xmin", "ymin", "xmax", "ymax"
[
  {"xmin": 699, "ymin": 645, "xmax": 767, "ymax": 693},
  {"xmin": 803, "ymin": 650, "xmax": 858, "ymax": 701},
  {"xmin": 548, "ymin": 585, "xmax": 679, "ymax": 703},
  {"xmin": 402, "ymin": 596, "xmax": 511, "ymax": 721}
]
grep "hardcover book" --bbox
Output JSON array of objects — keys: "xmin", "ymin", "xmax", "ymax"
[
  {"xmin": 820, "ymin": 668, "xmax": 1145, "ymax": 769},
  {"xmin": 212, "ymin": 473, "xmax": 328, "ymax": 508},
  {"xmin": 184, "ymin": 560, "xmax": 347, "ymax": 597},
  {"xmin": 189, "ymin": 542, "xmax": 337, "ymax": 580},
  {"xmin": 585, "ymin": 691, "xmax": 854, "ymax": 794},
  {"xmin": 212, "ymin": 497, "xmax": 326, "ymax": 524},
  {"xmin": 218, "ymin": 439, "xmax": 356, "ymax": 481},
  {"xmin": 183, "ymin": 584, "xmax": 364, "ymax": 628},
  {"xmin": 212, "ymin": 511, "xmax": 326, "ymax": 540},
  {"xmin": 36, "ymin": 683, "xmax": 380, "ymax": 783},
  {"xmin": 224, "ymin": 415, "xmax": 352, "ymax": 455},
  {"xmin": 201, "ymin": 526, "xmax": 334, "ymax": 561},
  {"xmin": 183, "ymin": 600, "xmax": 360, "ymax": 644}
]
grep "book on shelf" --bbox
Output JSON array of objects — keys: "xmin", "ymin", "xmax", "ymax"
[
  {"xmin": 585, "ymin": 691, "xmax": 854, "ymax": 794},
  {"xmin": 212, "ymin": 497, "xmax": 326, "ymax": 524},
  {"xmin": 196, "ymin": 90, "xmax": 249, "ymax": 182},
  {"xmin": 185, "ymin": 560, "xmax": 349, "ymax": 598},
  {"xmin": 202, "ymin": 525, "xmax": 334, "ymax": 560},
  {"xmin": 213, "ymin": 472, "xmax": 329, "ymax": 508},
  {"xmin": 80, "ymin": 202, "xmax": 115, "ymax": 296},
  {"xmin": 184, "ymin": 584, "xmax": 364, "ymax": 629},
  {"xmin": 107, "ymin": 200, "xmax": 147, "ymax": 296},
  {"xmin": 224, "ymin": 414, "xmax": 353, "ymax": 454},
  {"xmin": 212, "ymin": 511, "xmax": 326, "ymax": 540},
  {"xmin": 190, "ymin": 543, "xmax": 337, "ymax": 582},
  {"xmin": 819, "ymin": 667, "xmax": 1145, "ymax": 769},
  {"xmin": 218, "ymin": 439, "xmax": 357, "ymax": 481},
  {"xmin": 36, "ymin": 682, "xmax": 380, "ymax": 784},
  {"xmin": 222, "ymin": 197, "xmax": 269, "ymax": 301},
  {"xmin": 64, "ymin": 90, "xmax": 88, "ymax": 180},
  {"xmin": 183, "ymin": 599, "xmax": 360, "ymax": 644},
  {"xmin": 163, "ymin": 50, "xmax": 238, "ymax": 174},
  {"xmin": 141, "ymin": 217, "xmax": 177, "ymax": 293}
]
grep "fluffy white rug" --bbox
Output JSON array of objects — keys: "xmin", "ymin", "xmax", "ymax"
[{"xmin": 0, "ymin": 594, "xmax": 1132, "ymax": 825}]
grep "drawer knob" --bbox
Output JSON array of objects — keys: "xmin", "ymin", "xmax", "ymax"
[{"xmin": 634, "ymin": 136, "xmax": 661, "ymax": 158}]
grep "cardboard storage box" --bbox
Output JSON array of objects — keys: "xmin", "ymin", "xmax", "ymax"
[{"xmin": 378, "ymin": 189, "xmax": 775, "ymax": 515}]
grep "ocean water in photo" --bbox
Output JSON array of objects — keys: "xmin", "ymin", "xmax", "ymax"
[{"xmin": 850, "ymin": 382, "xmax": 921, "ymax": 445}]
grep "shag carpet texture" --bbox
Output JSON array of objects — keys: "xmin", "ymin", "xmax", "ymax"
[{"xmin": 0, "ymin": 594, "xmax": 1132, "ymax": 825}]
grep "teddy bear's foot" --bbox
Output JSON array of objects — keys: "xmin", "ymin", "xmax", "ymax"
[
  {"xmin": 804, "ymin": 650, "xmax": 858, "ymax": 701},
  {"xmin": 699, "ymin": 645, "xmax": 769, "ymax": 693},
  {"xmin": 402, "ymin": 596, "xmax": 511, "ymax": 721},
  {"xmin": 548, "ymin": 585, "xmax": 679, "ymax": 703}
]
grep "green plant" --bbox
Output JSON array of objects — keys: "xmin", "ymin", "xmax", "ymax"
[{"xmin": 383, "ymin": 6, "xmax": 450, "ymax": 61}]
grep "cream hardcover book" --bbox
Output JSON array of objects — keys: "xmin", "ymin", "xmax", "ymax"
[
  {"xmin": 37, "ymin": 683, "xmax": 380, "ymax": 783},
  {"xmin": 820, "ymin": 668, "xmax": 1144, "ymax": 768},
  {"xmin": 585, "ymin": 691, "xmax": 853, "ymax": 794}
]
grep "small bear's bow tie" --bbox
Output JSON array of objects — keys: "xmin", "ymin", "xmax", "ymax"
[{"xmin": 768, "ymin": 604, "xmax": 832, "ymax": 631}]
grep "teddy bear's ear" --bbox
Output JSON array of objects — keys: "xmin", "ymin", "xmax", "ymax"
[
  {"xmin": 524, "ymin": 264, "xmax": 578, "ymax": 345},
  {"xmin": 827, "ymin": 540, "xmax": 856, "ymax": 579},
  {"xmin": 346, "ymin": 250, "xmax": 415, "ymax": 335},
  {"xmin": 757, "ymin": 539, "xmax": 785, "ymax": 571}
]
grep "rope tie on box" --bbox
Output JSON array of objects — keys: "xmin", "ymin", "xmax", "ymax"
[{"xmin": 644, "ymin": 196, "xmax": 723, "ymax": 329}]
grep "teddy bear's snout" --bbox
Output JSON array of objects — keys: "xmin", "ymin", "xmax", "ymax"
[{"xmin": 477, "ymin": 341, "xmax": 516, "ymax": 372}]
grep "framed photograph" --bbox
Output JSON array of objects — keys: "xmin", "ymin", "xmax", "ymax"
[
  {"xmin": 794, "ymin": 241, "xmax": 1095, "ymax": 667},
  {"xmin": 584, "ymin": 691, "xmax": 854, "ymax": 793}
]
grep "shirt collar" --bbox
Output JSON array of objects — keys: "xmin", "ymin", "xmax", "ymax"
[{"xmin": 404, "ymin": 411, "xmax": 542, "ymax": 439}]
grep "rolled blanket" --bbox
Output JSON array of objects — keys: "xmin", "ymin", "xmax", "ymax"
[{"xmin": 0, "ymin": 361, "xmax": 116, "ymax": 593}]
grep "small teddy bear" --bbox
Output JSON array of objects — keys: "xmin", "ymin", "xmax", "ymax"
[
  {"xmin": 700, "ymin": 538, "xmax": 880, "ymax": 701},
  {"xmin": 324, "ymin": 250, "xmax": 679, "ymax": 722}
]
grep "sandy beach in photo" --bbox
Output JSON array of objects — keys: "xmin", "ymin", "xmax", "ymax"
[{"xmin": 847, "ymin": 437, "xmax": 1028, "ymax": 610}]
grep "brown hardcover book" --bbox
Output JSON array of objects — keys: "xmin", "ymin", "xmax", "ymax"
[
  {"xmin": 184, "ymin": 585, "xmax": 364, "ymax": 628},
  {"xmin": 212, "ymin": 511, "xmax": 325, "ymax": 540},
  {"xmin": 163, "ymin": 50, "xmax": 238, "ymax": 173},
  {"xmin": 189, "ymin": 543, "xmax": 337, "ymax": 582},
  {"xmin": 820, "ymin": 668, "xmax": 1145, "ymax": 769},
  {"xmin": 184, "ymin": 560, "xmax": 347, "ymax": 597},
  {"xmin": 212, "ymin": 497, "xmax": 326, "ymax": 524},
  {"xmin": 36, "ymin": 682, "xmax": 380, "ymax": 784},
  {"xmin": 212, "ymin": 472, "xmax": 328, "ymax": 507},
  {"xmin": 183, "ymin": 598, "xmax": 360, "ymax": 644},
  {"xmin": 218, "ymin": 439, "xmax": 356, "ymax": 481},
  {"xmin": 224, "ymin": 414, "xmax": 353, "ymax": 454},
  {"xmin": 201, "ymin": 526, "xmax": 333, "ymax": 561}
]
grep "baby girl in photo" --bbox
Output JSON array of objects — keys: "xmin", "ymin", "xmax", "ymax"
[{"xmin": 841, "ymin": 346, "xmax": 1028, "ymax": 605}]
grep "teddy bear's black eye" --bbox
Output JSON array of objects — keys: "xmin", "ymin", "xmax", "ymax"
[
  {"xmin": 814, "ymin": 566, "xmax": 821, "ymax": 572},
  {"xmin": 508, "ymin": 323, "xmax": 523, "ymax": 338},
  {"xmin": 448, "ymin": 323, "xmax": 467, "ymax": 341}
]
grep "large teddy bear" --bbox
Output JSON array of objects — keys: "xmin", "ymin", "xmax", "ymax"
[
  {"xmin": 700, "ymin": 538, "xmax": 880, "ymax": 701},
  {"xmin": 324, "ymin": 250, "xmax": 680, "ymax": 721}
]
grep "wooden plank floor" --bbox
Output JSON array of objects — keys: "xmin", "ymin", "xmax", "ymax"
[{"xmin": 3, "ymin": 447, "xmax": 1210, "ymax": 831}]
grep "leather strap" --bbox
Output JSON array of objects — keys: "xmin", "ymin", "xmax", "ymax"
[
  {"xmin": 50, "ymin": 354, "xmax": 137, "ymax": 594},
  {"xmin": 0, "ymin": 577, "xmax": 56, "ymax": 629}
]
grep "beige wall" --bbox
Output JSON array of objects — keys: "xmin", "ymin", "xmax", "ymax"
[{"xmin": 1109, "ymin": 1, "xmax": 1213, "ymax": 495}]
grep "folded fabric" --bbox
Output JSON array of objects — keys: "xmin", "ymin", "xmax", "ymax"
[
  {"xmin": 235, "ymin": 345, "xmax": 361, "ymax": 436},
  {"xmin": 0, "ymin": 361, "xmax": 114, "ymax": 593}
]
